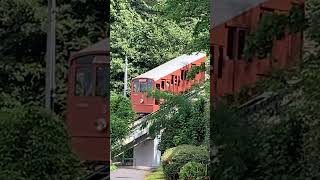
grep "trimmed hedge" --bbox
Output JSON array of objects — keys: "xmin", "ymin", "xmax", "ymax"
[
  {"xmin": 179, "ymin": 161, "xmax": 207, "ymax": 180},
  {"xmin": 0, "ymin": 105, "xmax": 83, "ymax": 180},
  {"xmin": 161, "ymin": 145, "xmax": 209, "ymax": 180}
]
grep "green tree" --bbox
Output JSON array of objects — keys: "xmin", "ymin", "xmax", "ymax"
[
  {"xmin": 0, "ymin": 0, "xmax": 107, "ymax": 113},
  {"xmin": 155, "ymin": 0, "xmax": 210, "ymax": 53},
  {"xmin": 110, "ymin": 0, "xmax": 197, "ymax": 93},
  {"xmin": 110, "ymin": 93, "xmax": 135, "ymax": 146}
]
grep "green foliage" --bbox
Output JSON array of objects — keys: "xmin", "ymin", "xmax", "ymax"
[
  {"xmin": 306, "ymin": 0, "xmax": 320, "ymax": 46},
  {"xmin": 155, "ymin": 0, "xmax": 210, "ymax": 53},
  {"xmin": 0, "ymin": 0, "xmax": 107, "ymax": 113},
  {"xmin": 210, "ymin": 100, "xmax": 310, "ymax": 179},
  {"xmin": 244, "ymin": 5, "xmax": 305, "ymax": 60},
  {"xmin": 186, "ymin": 63, "xmax": 206, "ymax": 80},
  {"xmin": 111, "ymin": 0, "xmax": 197, "ymax": 93},
  {"xmin": 288, "ymin": 5, "xmax": 307, "ymax": 33},
  {"xmin": 147, "ymin": 86, "xmax": 209, "ymax": 152},
  {"xmin": 179, "ymin": 162, "xmax": 208, "ymax": 180},
  {"xmin": 161, "ymin": 145, "xmax": 209, "ymax": 180},
  {"xmin": 0, "ymin": 105, "xmax": 83, "ymax": 180},
  {"xmin": 145, "ymin": 167, "xmax": 165, "ymax": 180},
  {"xmin": 110, "ymin": 164, "xmax": 118, "ymax": 172},
  {"xmin": 110, "ymin": 93, "xmax": 135, "ymax": 146}
]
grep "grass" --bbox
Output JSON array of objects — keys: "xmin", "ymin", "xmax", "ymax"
[
  {"xmin": 145, "ymin": 167, "xmax": 165, "ymax": 180},
  {"xmin": 110, "ymin": 164, "xmax": 117, "ymax": 172}
]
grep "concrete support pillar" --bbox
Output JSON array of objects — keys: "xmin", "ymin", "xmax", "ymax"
[{"xmin": 133, "ymin": 136, "xmax": 161, "ymax": 168}]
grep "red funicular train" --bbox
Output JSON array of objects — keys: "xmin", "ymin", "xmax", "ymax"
[
  {"xmin": 131, "ymin": 52, "xmax": 207, "ymax": 114},
  {"xmin": 66, "ymin": 38, "xmax": 109, "ymax": 167}
]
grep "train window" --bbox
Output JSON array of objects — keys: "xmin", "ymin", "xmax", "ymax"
[
  {"xmin": 140, "ymin": 79, "xmax": 153, "ymax": 92},
  {"xmin": 161, "ymin": 81, "xmax": 165, "ymax": 89},
  {"xmin": 184, "ymin": 70, "xmax": 188, "ymax": 80},
  {"xmin": 133, "ymin": 80, "xmax": 139, "ymax": 92},
  {"xmin": 227, "ymin": 27, "xmax": 236, "ymax": 59},
  {"xmin": 140, "ymin": 82, "xmax": 147, "ymax": 92},
  {"xmin": 237, "ymin": 30, "xmax": 246, "ymax": 60},
  {"xmin": 95, "ymin": 66, "xmax": 107, "ymax": 97},
  {"xmin": 171, "ymin": 75, "xmax": 174, "ymax": 84},
  {"xmin": 181, "ymin": 70, "xmax": 185, "ymax": 80},
  {"xmin": 156, "ymin": 84, "xmax": 160, "ymax": 90},
  {"xmin": 75, "ymin": 67, "xmax": 93, "ymax": 96}
]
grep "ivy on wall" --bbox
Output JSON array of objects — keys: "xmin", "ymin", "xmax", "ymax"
[{"xmin": 243, "ymin": 5, "xmax": 306, "ymax": 60}]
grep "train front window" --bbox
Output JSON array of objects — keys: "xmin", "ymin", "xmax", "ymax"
[
  {"xmin": 95, "ymin": 66, "xmax": 107, "ymax": 97},
  {"xmin": 133, "ymin": 80, "xmax": 139, "ymax": 92},
  {"xmin": 133, "ymin": 79, "xmax": 153, "ymax": 92},
  {"xmin": 140, "ymin": 81, "xmax": 152, "ymax": 92},
  {"xmin": 75, "ymin": 67, "xmax": 93, "ymax": 96}
]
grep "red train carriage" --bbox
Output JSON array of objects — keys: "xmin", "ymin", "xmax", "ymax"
[
  {"xmin": 131, "ymin": 52, "xmax": 207, "ymax": 114},
  {"xmin": 66, "ymin": 38, "xmax": 110, "ymax": 163},
  {"xmin": 210, "ymin": 0, "xmax": 304, "ymax": 97}
]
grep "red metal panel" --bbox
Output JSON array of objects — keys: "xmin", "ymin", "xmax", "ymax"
[{"xmin": 66, "ymin": 54, "xmax": 109, "ymax": 162}]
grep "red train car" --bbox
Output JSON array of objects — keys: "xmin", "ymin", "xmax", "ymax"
[
  {"xmin": 66, "ymin": 38, "xmax": 110, "ymax": 164},
  {"xmin": 210, "ymin": 0, "xmax": 304, "ymax": 97},
  {"xmin": 131, "ymin": 52, "xmax": 206, "ymax": 114}
]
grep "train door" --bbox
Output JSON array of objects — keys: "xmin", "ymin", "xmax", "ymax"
[{"xmin": 66, "ymin": 55, "xmax": 109, "ymax": 162}]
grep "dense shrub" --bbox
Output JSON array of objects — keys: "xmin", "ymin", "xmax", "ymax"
[
  {"xmin": 179, "ymin": 161, "xmax": 207, "ymax": 180},
  {"xmin": 0, "ymin": 105, "xmax": 83, "ymax": 180},
  {"xmin": 161, "ymin": 145, "xmax": 209, "ymax": 180}
]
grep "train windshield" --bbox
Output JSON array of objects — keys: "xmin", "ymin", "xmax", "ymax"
[
  {"xmin": 95, "ymin": 66, "xmax": 107, "ymax": 97},
  {"xmin": 74, "ymin": 55, "xmax": 107, "ymax": 97},
  {"xmin": 133, "ymin": 79, "xmax": 153, "ymax": 92},
  {"xmin": 75, "ymin": 67, "xmax": 93, "ymax": 96}
]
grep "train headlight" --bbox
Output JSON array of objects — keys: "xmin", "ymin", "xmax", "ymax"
[
  {"xmin": 95, "ymin": 118, "xmax": 106, "ymax": 131},
  {"xmin": 140, "ymin": 99, "xmax": 144, "ymax": 104}
]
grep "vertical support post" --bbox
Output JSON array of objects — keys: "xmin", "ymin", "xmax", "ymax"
[
  {"xmin": 45, "ymin": 0, "xmax": 56, "ymax": 110},
  {"xmin": 124, "ymin": 56, "xmax": 128, "ymax": 96}
]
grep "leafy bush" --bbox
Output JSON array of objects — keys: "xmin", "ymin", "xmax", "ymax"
[
  {"xmin": 147, "ymin": 89, "xmax": 209, "ymax": 153},
  {"xmin": 161, "ymin": 145, "xmax": 209, "ymax": 180},
  {"xmin": 0, "ymin": 105, "xmax": 83, "ymax": 180},
  {"xmin": 179, "ymin": 162, "xmax": 207, "ymax": 180}
]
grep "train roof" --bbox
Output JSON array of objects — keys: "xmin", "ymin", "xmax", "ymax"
[
  {"xmin": 134, "ymin": 52, "xmax": 206, "ymax": 81},
  {"xmin": 211, "ymin": 0, "xmax": 267, "ymax": 29},
  {"xmin": 78, "ymin": 38, "xmax": 110, "ymax": 53}
]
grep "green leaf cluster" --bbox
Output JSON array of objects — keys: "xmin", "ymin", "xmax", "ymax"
[
  {"xmin": 0, "ymin": 105, "xmax": 83, "ymax": 180},
  {"xmin": 244, "ymin": 5, "xmax": 305, "ymax": 60},
  {"xmin": 161, "ymin": 145, "xmax": 209, "ymax": 180},
  {"xmin": 179, "ymin": 161, "xmax": 208, "ymax": 180},
  {"xmin": 186, "ymin": 63, "xmax": 206, "ymax": 80}
]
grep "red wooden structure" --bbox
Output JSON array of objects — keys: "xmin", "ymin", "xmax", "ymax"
[
  {"xmin": 131, "ymin": 53, "xmax": 206, "ymax": 114},
  {"xmin": 66, "ymin": 39, "xmax": 110, "ymax": 162},
  {"xmin": 210, "ymin": 0, "xmax": 304, "ymax": 97}
]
